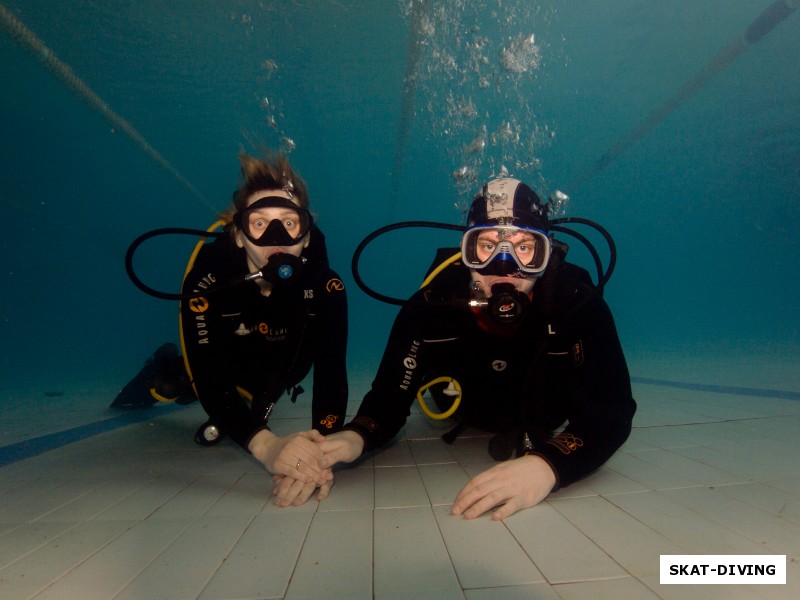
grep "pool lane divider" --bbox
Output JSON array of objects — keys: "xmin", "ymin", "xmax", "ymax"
[
  {"xmin": 0, "ymin": 3, "xmax": 212, "ymax": 212},
  {"xmin": 2, "ymin": 378, "xmax": 799, "ymax": 468},
  {"xmin": 0, "ymin": 404, "xmax": 185, "ymax": 468},
  {"xmin": 568, "ymin": 0, "xmax": 799, "ymax": 190},
  {"xmin": 631, "ymin": 376, "xmax": 800, "ymax": 401}
]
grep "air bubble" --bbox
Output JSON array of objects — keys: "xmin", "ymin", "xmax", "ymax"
[
  {"xmin": 281, "ymin": 136, "xmax": 296, "ymax": 152},
  {"xmin": 401, "ymin": 1, "xmax": 557, "ymax": 213},
  {"xmin": 499, "ymin": 33, "xmax": 540, "ymax": 74}
]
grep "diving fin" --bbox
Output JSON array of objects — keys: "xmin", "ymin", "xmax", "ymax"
[{"xmin": 111, "ymin": 343, "xmax": 194, "ymax": 408}]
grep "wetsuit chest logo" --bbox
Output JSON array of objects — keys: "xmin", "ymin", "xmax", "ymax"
[{"xmin": 257, "ymin": 322, "xmax": 288, "ymax": 341}]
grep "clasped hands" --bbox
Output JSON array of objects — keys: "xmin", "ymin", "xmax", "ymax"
[
  {"xmin": 257, "ymin": 429, "xmax": 556, "ymax": 519},
  {"xmin": 266, "ymin": 429, "xmax": 364, "ymax": 507}
]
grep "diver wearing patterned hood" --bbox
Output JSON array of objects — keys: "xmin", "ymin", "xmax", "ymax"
[
  {"xmin": 289, "ymin": 176, "xmax": 636, "ymax": 520},
  {"xmin": 461, "ymin": 177, "xmax": 552, "ymax": 324}
]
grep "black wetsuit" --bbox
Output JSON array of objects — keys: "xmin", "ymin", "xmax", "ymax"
[
  {"xmin": 180, "ymin": 227, "xmax": 348, "ymax": 449},
  {"xmin": 343, "ymin": 257, "xmax": 635, "ymax": 489}
]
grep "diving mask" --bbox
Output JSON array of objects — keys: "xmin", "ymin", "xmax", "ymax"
[
  {"xmin": 235, "ymin": 196, "xmax": 312, "ymax": 247},
  {"xmin": 461, "ymin": 224, "xmax": 551, "ymax": 277}
]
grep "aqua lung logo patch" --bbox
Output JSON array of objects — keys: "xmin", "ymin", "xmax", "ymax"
[
  {"xmin": 188, "ymin": 297, "xmax": 210, "ymax": 345},
  {"xmin": 189, "ymin": 297, "xmax": 209, "ymax": 313},
  {"xmin": 572, "ymin": 340, "xmax": 584, "ymax": 366},
  {"xmin": 258, "ymin": 322, "xmax": 288, "ymax": 341},
  {"xmin": 399, "ymin": 340, "xmax": 421, "ymax": 390},
  {"xmin": 492, "ymin": 360, "xmax": 507, "ymax": 372},
  {"xmin": 326, "ymin": 278, "xmax": 344, "ymax": 292}
]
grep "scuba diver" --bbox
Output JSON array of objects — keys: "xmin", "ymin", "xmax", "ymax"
[
  {"xmin": 114, "ymin": 152, "xmax": 347, "ymax": 501},
  {"xmin": 281, "ymin": 176, "xmax": 636, "ymax": 518}
]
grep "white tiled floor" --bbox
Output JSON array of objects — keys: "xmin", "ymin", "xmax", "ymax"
[{"xmin": 1, "ymin": 353, "xmax": 799, "ymax": 599}]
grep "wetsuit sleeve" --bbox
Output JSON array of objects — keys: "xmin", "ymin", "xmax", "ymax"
[
  {"xmin": 526, "ymin": 293, "xmax": 636, "ymax": 489},
  {"xmin": 309, "ymin": 270, "xmax": 349, "ymax": 434},
  {"xmin": 342, "ymin": 296, "xmax": 433, "ymax": 451},
  {"xmin": 180, "ymin": 253, "xmax": 267, "ymax": 450}
]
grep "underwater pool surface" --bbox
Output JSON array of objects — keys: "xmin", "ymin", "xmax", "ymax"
[{"xmin": 1, "ymin": 1, "xmax": 799, "ymax": 598}]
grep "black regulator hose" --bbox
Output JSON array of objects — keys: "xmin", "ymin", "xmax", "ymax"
[
  {"xmin": 126, "ymin": 226, "xmax": 308, "ymax": 301},
  {"xmin": 125, "ymin": 227, "xmax": 226, "ymax": 301},
  {"xmin": 350, "ymin": 217, "xmax": 616, "ymax": 306},
  {"xmin": 350, "ymin": 221, "xmax": 466, "ymax": 305},
  {"xmin": 550, "ymin": 216, "xmax": 617, "ymax": 289}
]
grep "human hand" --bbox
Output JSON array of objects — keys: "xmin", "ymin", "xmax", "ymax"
[
  {"xmin": 271, "ymin": 473, "xmax": 334, "ymax": 507},
  {"xmin": 248, "ymin": 429, "xmax": 332, "ymax": 485},
  {"xmin": 317, "ymin": 430, "xmax": 365, "ymax": 469},
  {"xmin": 451, "ymin": 454, "xmax": 556, "ymax": 521}
]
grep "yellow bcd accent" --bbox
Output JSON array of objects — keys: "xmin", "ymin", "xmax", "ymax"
[
  {"xmin": 418, "ymin": 251, "xmax": 461, "ymax": 289},
  {"xmin": 149, "ymin": 387, "xmax": 176, "ymax": 403},
  {"xmin": 415, "ymin": 252, "xmax": 464, "ymax": 420},
  {"xmin": 178, "ymin": 220, "xmax": 227, "ymax": 398},
  {"xmin": 416, "ymin": 377, "xmax": 462, "ymax": 420}
]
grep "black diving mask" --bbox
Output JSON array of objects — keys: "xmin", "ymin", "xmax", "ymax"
[{"xmin": 235, "ymin": 196, "xmax": 313, "ymax": 247}]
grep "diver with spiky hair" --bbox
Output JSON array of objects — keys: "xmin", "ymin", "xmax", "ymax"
[
  {"xmin": 293, "ymin": 177, "xmax": 635, "ymax": 519},
  {"xmin": 114, "ymin": 152, "xmax": 348, "ymax": 503}
]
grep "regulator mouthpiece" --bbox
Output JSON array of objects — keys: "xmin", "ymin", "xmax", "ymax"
[
  {"xmin": 246, "ymin": 253, "xmax": 306, "ymax": 288},
  {"xmin": 486, "ymin": 283, "xmax": 529, "ymax": 324}
]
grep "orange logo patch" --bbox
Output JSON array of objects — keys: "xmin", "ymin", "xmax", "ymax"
[
  {"xmin": 189, "ymin": 297, "xmax": 209, "ymax": 313},
  {"xmin": 258, "ymin": 322, "xmax": 269, "ymax": 334},
  {"xmin": 326, "ymin": 278, "xmax": 344, "ymax": 292},
  {"xmin": 320, "ymin": 414, "xmax": 339, "ymax": 429},
  {"xmin": 545, "ymin": 433, "xmax": 584, "ymax": 455}
]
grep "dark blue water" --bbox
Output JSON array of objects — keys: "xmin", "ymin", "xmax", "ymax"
[{"xmin": 1, "ymin": 0, "xmax": 798, "ymax": 416}]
